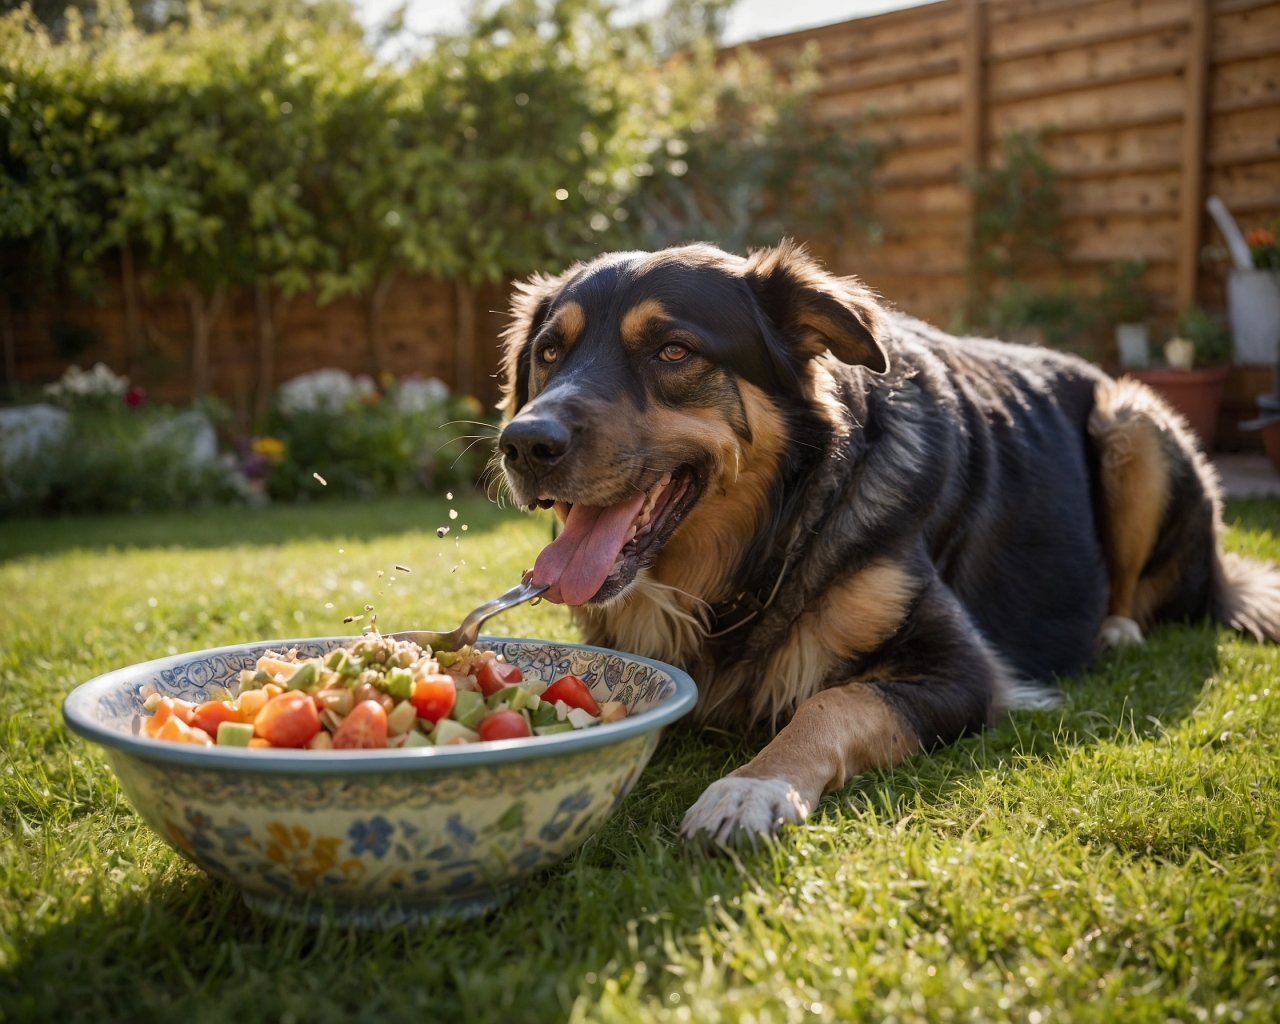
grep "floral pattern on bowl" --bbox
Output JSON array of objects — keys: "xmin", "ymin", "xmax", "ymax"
[{"xmin": 64, "ymin": 636, "xmax": 696, "ymax": 927}]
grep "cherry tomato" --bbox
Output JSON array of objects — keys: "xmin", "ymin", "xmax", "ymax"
[
  {"xmin": 253, "ymin": 691, "xmax": 321, "ymax": 748},
  {"xmin": 475, "ymin": 658, "xmax": 523, "ymax": 697},
  {"xmin": 410, "ymin": 675, "xmax": 456, "ymax": 723},
  {"xmin": 332, "ymin": 700, "xmax": 388, "ymax": 749},
  {"xmin": 541, "ymin": 675, "xmax": 600, "ymax": 716},
  {"xmin": 190, "ymin": 701, "xmax": 240, "ymax": 737},
  {"xmin": 478, "ymin": 708, "xmax": 531, "ymax": 742}
]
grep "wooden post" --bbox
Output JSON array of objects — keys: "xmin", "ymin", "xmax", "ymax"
[
  {"xmin": 961, "ymin": 0, "xmax": 987, "ymax": 325},
  {"xmin": 1, "ymin": 298, "xmax": 16, "ymax": 398},
  {"xmin": 1176, "ymin": 0, "xmax": 1211, "ymax": 313},
  {"xmin": 184, "ymin": 283, "xmax": 226, "ymax": 399},
  {"xmin": 455, "ymin": 279, "xmax": 475, "ymax": 398},
  {"xmin": 254, "ymin": 279, "xmax": 276, "ymax": 421},
  {"xmin": 368, "ymin": 272, "xmax": 396, "ymax": 378},
  {"xmin": 120, "ymin": 241, "xmax": 142, "ymax": 374},
  {"xmin": 960, "ymin": 0, "xmax": 987, "ymax": 177}
]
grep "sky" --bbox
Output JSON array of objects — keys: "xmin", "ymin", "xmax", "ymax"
[{"xmin": 348, "ymin": 0, "xmax": 938, "ymax": 46}]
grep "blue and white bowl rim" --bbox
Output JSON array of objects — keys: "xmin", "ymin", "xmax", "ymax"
[{"xmin": 63, "ymin": 635, "xmax": 698, "ymax": 775}]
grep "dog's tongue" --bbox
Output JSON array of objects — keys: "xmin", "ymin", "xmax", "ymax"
[{"xmin": 532, "ymin": 491, "xmax": 647, "ymax": 606}]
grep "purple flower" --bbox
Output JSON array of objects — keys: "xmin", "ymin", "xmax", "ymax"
[{"xmin": 348, "ymin": 816, "xmax": 394, "ymax": 859}]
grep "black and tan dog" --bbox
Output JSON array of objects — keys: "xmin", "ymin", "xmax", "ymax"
[{"xmin": 495, "ymin": 241, "xmax": 1280, "ymax": 844}]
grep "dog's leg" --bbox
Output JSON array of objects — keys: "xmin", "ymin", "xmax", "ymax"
[
  {"xmin": 678, "ymin": 683, "xmax": 918, "ymax": 844},
  {"xmin": 681, "ymin": 576, "xmax": 1004, "ymax": 845},
  {"xmin": 1089, "ymin": 378, "xmax": 1171, "ymax": 648}
]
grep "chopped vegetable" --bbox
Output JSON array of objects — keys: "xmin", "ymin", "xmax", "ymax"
[
  {"xmin": 216, "ymin": 721, "xmax": 255, "ymax": 746},
  {"xmin": 333, "ymin": 700, "xmax": 388, "ymax": 749},
  {"xmin": 478, "ymin": 709, "xmax": 531, "ymax": 741},
  {"xmin": 541, "ymin": 675, "xmax": 601, "ymax": 717},
  {"xmin": 140, "ymin": 633, "xmax": 628, "ymax": 751},
  {"xmin": 254, "ymin": 691, "xmax": 322, "ymax": 748}
]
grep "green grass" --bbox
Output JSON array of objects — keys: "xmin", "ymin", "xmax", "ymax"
[{"xmin": 2, "ymin": 496, "xmax": 1279, "ymax": 1023}]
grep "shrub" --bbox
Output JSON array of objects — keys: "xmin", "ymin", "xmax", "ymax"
[{"xmin": 258, "ymin": 370, "xmax": 493, "ymax": 502}]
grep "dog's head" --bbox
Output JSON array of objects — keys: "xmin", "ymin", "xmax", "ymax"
[{"xmin": 497, "ymin": 241, "xmax": 887, "ymax": 606}]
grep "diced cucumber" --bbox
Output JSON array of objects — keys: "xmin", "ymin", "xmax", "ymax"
[
  {"xmin": 252, "ymin": 669, "xmax": 274, "ymax": 688},
  {"xmin": 384, "ymin": 667, "xmax": 414, "ymax": 699},
  {"xmin": 403, "ymin": 729, "xmax": 433, "ymax": 748},
  {"xmin": 325, "ymin": 649, "xmax": 357, "ymax": 674},
  {"xmin": 285, "ymin": 661, "xmax": 318, "ymax": 691},
  {"xmin": 451, "ymin": 689, "xmax": 486, "ymax": 729},
  {"xmin": 487, "ymin": 685, "xmax": 538, "ymax": 711},
  {"xmin": 431, "ymin": 718, "xmax": 479, "ymax": 745},
  {"xmin": 238, "ymin": 669, "xmax": 260, "ymax": 692},
  {"xmin": 530, "ymin": 702, "xmax": 560, "ymax": 729},
  {"xmin": 216, "ymin": 721, "xmax": 256, "ymax": 746},
  {"xmin": 534, "ymin": 722, "xmax": 573, "ymax": 736}
]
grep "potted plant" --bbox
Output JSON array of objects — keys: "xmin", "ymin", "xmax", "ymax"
[
  {"xmin": 1100, "ymin": 259, "xmax": 1153, "ymax": 368},
  {"xmin": 1131, "ymin": 306, "xmax": 1231, "ymax": 448}
]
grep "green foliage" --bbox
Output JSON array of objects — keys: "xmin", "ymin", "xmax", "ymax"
[
  {"xmin": 262, "ymin": 389, "xmax": 494, "ymax": 501},
  {"xmin": 0, "ymin": 0, "xmax": 884, "ymax": 324},
  {"xmin": 0, "ymin": 405, "xmax": 244, "ymax": 517},
  {"xmin": 967, "ymin": 128, "xmax": 1063, "ymax": 286},
  {"xmin": 1097, "ymin": 257, "xmax": 1152, "ymax": 325},
  {"xmin": 1178, "ymin": 304, "xmax": 1232, "ymax": 368},
  {"xmin": 2, "ymin": 498, "xmax": 1280, "ymax": 1020},
  {"xmin": 616, "ymin": 42, "xmax": 883, "ymax": 254}
]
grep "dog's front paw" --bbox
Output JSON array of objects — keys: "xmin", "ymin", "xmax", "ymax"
[
  {"xmin": 1098, "ymin": 615, "xmax": 1144, "ymax": 649},
  {"xmin": 679, "ymin": 776, "xmax": 812, "ymax": 846}
]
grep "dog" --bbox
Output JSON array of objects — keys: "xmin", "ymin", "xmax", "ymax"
[{"xmin": 495, "ymin": 240, "xmax": 1280, "ymax": 844}]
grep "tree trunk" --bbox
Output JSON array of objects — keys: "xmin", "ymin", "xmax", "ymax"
[
  {"xmin": 1, "ymin": 298, "xmax": 16, "ymax": 399},
  {"xmin": 454, "ymin": 278, "xmax": 475, "ymax": 398},
  {"xmin": 183, "ymin": 283, "xmax": 227, "ymax": 399},
  {"xmin": 368, "ymin": 272, "xmax": 397, "ymax": 379},
  {"xmin": 253, "ymin": 280, "xmax": 291, "ymax": 420},
  {"xmin": 120, "ymin": 240, "xmax": 142, "ymax": 375}
]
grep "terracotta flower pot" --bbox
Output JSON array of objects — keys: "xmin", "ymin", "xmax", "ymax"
[{"xmin": 1129, "ymin": 367, "xmax": 1228, "ymax": 449}]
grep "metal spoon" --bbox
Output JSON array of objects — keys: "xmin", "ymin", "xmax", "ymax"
[{"xmin": 387, "ymin": 575, "xmax": 548, "ymax": 652}]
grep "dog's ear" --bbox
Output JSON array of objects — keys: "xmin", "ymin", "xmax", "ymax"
[
  {"xmin": 743, "ymin": 240, "xmax": 888, "ymax": 374},
  {"xmin": 500, "ymin": 268, "xmax": 575, "ymax": 417}
]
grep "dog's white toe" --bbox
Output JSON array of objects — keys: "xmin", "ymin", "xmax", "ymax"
[
  {"xmin": 679, "ymin": 777, "xmax": 811, "ymax": 845},
  {"xmin": 1098, "ymin": 615, "xmax": 1144, "ymax": 649}
]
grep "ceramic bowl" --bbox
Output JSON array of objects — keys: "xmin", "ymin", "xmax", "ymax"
[{"xmin": 63, "ymin": 635, "xmax": 696, "ymax": 927}]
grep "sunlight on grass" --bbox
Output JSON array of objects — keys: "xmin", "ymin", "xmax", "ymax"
[{"xmin": 1, "ymin": 498, "xmax": 1278, "ymax": 1022}]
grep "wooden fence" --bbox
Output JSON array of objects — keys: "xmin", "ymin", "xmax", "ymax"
[{"xmin": 4, "ymin": 0, "xmax": 1278, "ymax": 439}]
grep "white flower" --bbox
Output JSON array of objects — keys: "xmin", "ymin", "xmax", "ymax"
[
  {"xmin": 0, "ymin": 404, "xmax": 70, "ymax": 464},
  {"xmin": 394, "ymin": 377, "xmax": 450, "ymax": 414},
  {"xmin": 44, "ymin": 362, "xmax": 129, "ymax": 401},
  {"xmin": 277, "ymin": 369, "xmax": 373, "ymax": 415}
]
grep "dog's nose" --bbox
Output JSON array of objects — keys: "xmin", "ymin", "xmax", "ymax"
[{"xmin": 500, "ymin": 416, "xmax": 572, "ymax": 472}]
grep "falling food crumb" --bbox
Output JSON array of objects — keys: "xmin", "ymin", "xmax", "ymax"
[
  {"xmin": 324, "ymin": 602, "xmax": 334, "ymax": 609},
  {"xmin": 481, "ymin": 566, "xmax": 487, "ymax": 570},
  {"xmin": 343, "ymin": 615, "xmax": 362, "ymax": 624},
  {"xmin": 437, "ymin": 526, "xmax": 450, "ymax": 538},
  {"xmin": 377, "ymin": 570, "xmax": 384, "ymax": 577},
  {"xmin": 313, "ymin": 472, "xmax": 327, "ymax": 486},
  {"xmin": 449, "ymin": 509, "xmax": 458, "ymax": 520},
  {"xmin": 461, "ymin": 525, "xmax": 468, "ymax": 531},
  {"xmin": 339, "ymin": 548, "xmax": 344, "ymax": 554},
  {"xmin": 364, "ymin": 604, "xmax": 373, "ymax": 612},
  {"xmin": 460, "ymin": 560, "xmax": 466, "ymax": 565},
  {"xmin": 446, "ymin": 492, "xmax": 453, "ymax": 500},
  {"xmin": 395, "ymin": 565, "xmax": 410, "ymax": 573}
]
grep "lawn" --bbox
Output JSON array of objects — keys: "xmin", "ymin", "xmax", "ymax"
[{"xmin": 2, "ymin": 495, "xmax": 1279, "ymax": 1023}]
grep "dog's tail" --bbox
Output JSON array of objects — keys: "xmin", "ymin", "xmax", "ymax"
[{"xmin": 1214, "ymin": 551, "xmax": 1280, "ymax": 642}]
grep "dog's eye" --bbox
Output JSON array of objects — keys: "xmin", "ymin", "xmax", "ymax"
[
  {"xmin": 658, "ymin": 343, "xmax": 689, "ymax": 363},
  {"xmin": 539, "ymin": 346, "xmax": 558, "ymax": 364}
]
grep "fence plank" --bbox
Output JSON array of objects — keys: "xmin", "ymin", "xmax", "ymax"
[{"xmin": 1178, "ymin": 0, "xmax": 1211, "ymax": 310}]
